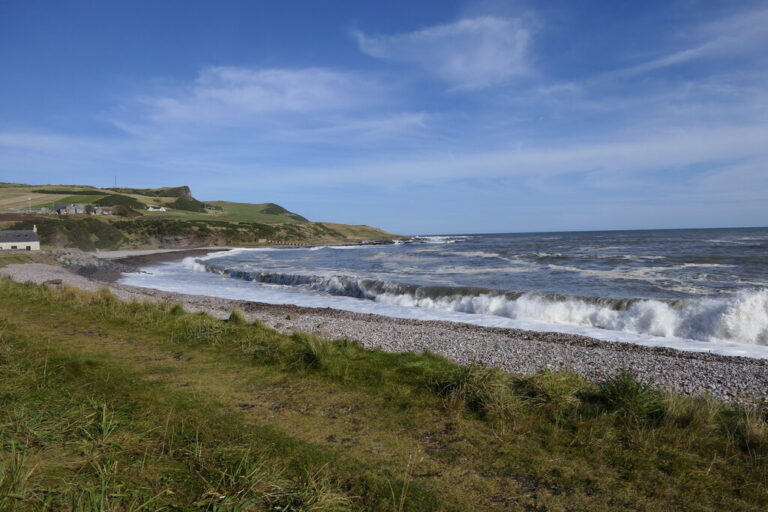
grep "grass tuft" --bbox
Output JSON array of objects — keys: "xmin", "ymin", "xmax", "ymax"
[
  {"xmin": 517, "ymin": 369, "xmax": 590, "ymax": 419},
  {"xmin": 596, "ymin": 370, "xmax": 665, "ymax": 425},
  {"xmin": 663, "ymin": 393, "xmax": 720, "ymax": 431},
  {"xmin": 0, "ymin": 450, "xmax": 37, "ymax": 505},
  {"xmin": 433, "ymin": 363, "xmax": 520, "ymax": 422},
  {"xmin": 227, "ymin": 308, "xmax": 247, "ymax": 325}
]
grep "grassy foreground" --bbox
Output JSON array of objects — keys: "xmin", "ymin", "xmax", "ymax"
[{"xmin": 0, "ymin": 278, "xmax": 767, "ymax": 511}]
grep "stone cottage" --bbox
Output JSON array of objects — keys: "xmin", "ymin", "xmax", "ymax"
[{"xmin": 0, "ymin": 225, "xmax": 40, "ymax": 251}]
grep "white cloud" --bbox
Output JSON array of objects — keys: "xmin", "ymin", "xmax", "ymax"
[
  {"xmin": 104, "ymin": 65, "xmax": 430, "ymax": 148},
  {"xmin": 138, "ymin": 66, "xmax": 388, "ymax": 125},
  {"xmin": 354, "ymin": 16, "xmax": 531, "ymax": 90}
]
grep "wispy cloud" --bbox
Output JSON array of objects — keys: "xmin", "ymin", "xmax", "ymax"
[
  {"xmin": 353, "ymin": 16, "xmax": 531, "ymax": 90},
  {"xmin": 614, "ymin": 6, "xmax": 768, "ymax": 77},
  {"xmin": 107, "ymin": 65, "xmax": 429, "ymax": 150},
  {"xmin": 135, "ymin": 66, "xmax": 389, "ymax": 126},
  {"xmin": 258, "ymin": 122, "xmax": 768, "ymax": 186}
]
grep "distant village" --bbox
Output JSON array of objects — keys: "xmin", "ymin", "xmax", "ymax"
[
  {"xmin": 0, "ymin": 203, "xmax": 167, "ymax": 251},
  {"xmin": 18, "ymin": 203, "xmax": 167, "ymax": 216}
]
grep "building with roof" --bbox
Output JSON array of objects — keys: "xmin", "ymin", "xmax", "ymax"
[
  {"xmin": 0, "ymin": 225, "xmax": 40, "ymax": 251},
  {"xmin": 51, "ymin": 203, "xmax": 87, "ymax": 215}
]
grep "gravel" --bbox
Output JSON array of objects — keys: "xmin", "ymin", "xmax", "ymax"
[{"xmin": 2, "ymin": 261, "xmax": 767, "ymax": 403}]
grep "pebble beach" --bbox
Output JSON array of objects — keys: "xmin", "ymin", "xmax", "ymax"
[{"xmin": 2, "ymin": 251, "xmax": 767, "ymax": 403}]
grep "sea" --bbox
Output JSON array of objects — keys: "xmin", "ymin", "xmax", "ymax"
[{"xmin": 119, "ymin": 227, "xmax": 768, "ymax": 359}]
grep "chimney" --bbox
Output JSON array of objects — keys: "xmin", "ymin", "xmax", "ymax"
[{"xmin": 33, "ymin": 224, "xmax": 37, "ymax": 233}]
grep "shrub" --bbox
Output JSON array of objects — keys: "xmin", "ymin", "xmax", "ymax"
[
  {"xmin": 94, "ymin": 194, "xmax": 146, "ymax": 209},
  {"xmin": 113, "ymin": 204, "xmax": 141, "ymax": 217},
  {"xmin": 166, "ymin": 197, "xmax": 207, "ymax": 212}
]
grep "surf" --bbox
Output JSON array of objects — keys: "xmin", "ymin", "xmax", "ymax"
[{"xmin": 190, "ymin": 259, "xmax": 768, "ymax": 346}]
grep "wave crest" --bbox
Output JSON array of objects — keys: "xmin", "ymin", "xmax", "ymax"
[{"xmin": 197, "ymin": 261, "xmax": 768, "ymax": 346}]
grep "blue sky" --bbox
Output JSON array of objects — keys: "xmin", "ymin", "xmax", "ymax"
[{"xmin": 1, "ymin": 0, "xmax": 767, "ymax": 234}]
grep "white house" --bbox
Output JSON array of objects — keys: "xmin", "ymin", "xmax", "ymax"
[
  {"xmin": 0, "ymin": 225, "xmax": 40, "ymax": 251},
  {"xmin": 147, "ymin": 205, "xmax": 167, "ymax": 212}
]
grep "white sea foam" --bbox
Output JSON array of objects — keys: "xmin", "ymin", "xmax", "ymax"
[
  {"xmin": 181, "ymin": 256, "xmax": 208, "ymax": 272},
  {"xmin": 119, "ymin": 260, "xmax": 768, "ymax": 359},
  {"xmin": 415, "ymin": 235, "xmax": 471, "ymax": 244},
  {"xmin": 431, "ymin": 264, "xmax": 536, "ymax": 274},
  {"xmin": 374, "ymin": 290, "xmax": 768, "ymax": 345},
  {"xmin": 680, "ymin": 263, "xmax": 736, "ymax": 269},
  {"xmin": 442, "ymin": 251, "xmax": 503, "ymax": 259},
  {"xmin": 705, "ymin": 239, "xmax": 751, "ymax": 245},
  {"xmin": 174, "ymin": 257, "xmax": 768, "ymax": 347}
]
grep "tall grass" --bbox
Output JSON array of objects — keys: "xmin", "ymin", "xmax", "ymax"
[{"xmin": 1, "ymin": 277, "xmax": 768, "ymax": 510}]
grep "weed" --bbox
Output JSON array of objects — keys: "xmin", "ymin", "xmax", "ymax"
[{"xmin": 0, "ymin": 450, "xmax": 37, "ymax": 504}]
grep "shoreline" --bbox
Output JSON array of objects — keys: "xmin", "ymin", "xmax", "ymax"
[
  {"xmin": 2, "ymin": 253, "xmax": 767, "ymax": 402},
  {"xmin": 109, "ymin": 247, "xmax": 231, "ymax": 271}
]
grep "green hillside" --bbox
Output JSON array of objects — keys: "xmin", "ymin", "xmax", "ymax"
[
  {"xmin": 0, "ymin": 182, "xmax": 399, "ymax": 250},
  {"xmin": 0, "ymin": 183, "xmax": 311, "ymax": 224},
  {"xmin": 205, "ymin": 201, "xmax": 309, "ymax": 223}
]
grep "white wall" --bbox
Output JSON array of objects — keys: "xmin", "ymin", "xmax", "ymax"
[{"xmin": 0, "ymin": 241, "xmax": 40, "ymax": 251}]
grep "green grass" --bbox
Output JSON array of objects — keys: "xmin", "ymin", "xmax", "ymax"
[
  {"xmin": 1, "ymin": 278, "xmax": 767, "ymax": 510},
  {"xmin": 31, "ymin": 194, "xmax": 107, "ymax": 208},
  {"xmin": 0, "ymin": 254, "xmax": 30, "ymax": 268},
  {"xmin": 184, "ymin": 201, "xmax": 309, "ymax": 223}
]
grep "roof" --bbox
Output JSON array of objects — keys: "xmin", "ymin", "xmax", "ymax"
[{"xmin": 0, "ymin": 230, "xmax": 39, "ymax": 243}]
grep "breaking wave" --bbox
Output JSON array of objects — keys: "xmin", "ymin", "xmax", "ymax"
[{"xmin": 188, "ymin": 258, "xmax": 768, "ymax": 346}]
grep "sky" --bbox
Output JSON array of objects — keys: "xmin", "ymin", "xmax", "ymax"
[{"xmin": 1, "ymin": 0, "xmax": 767, "ymax": 234}]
